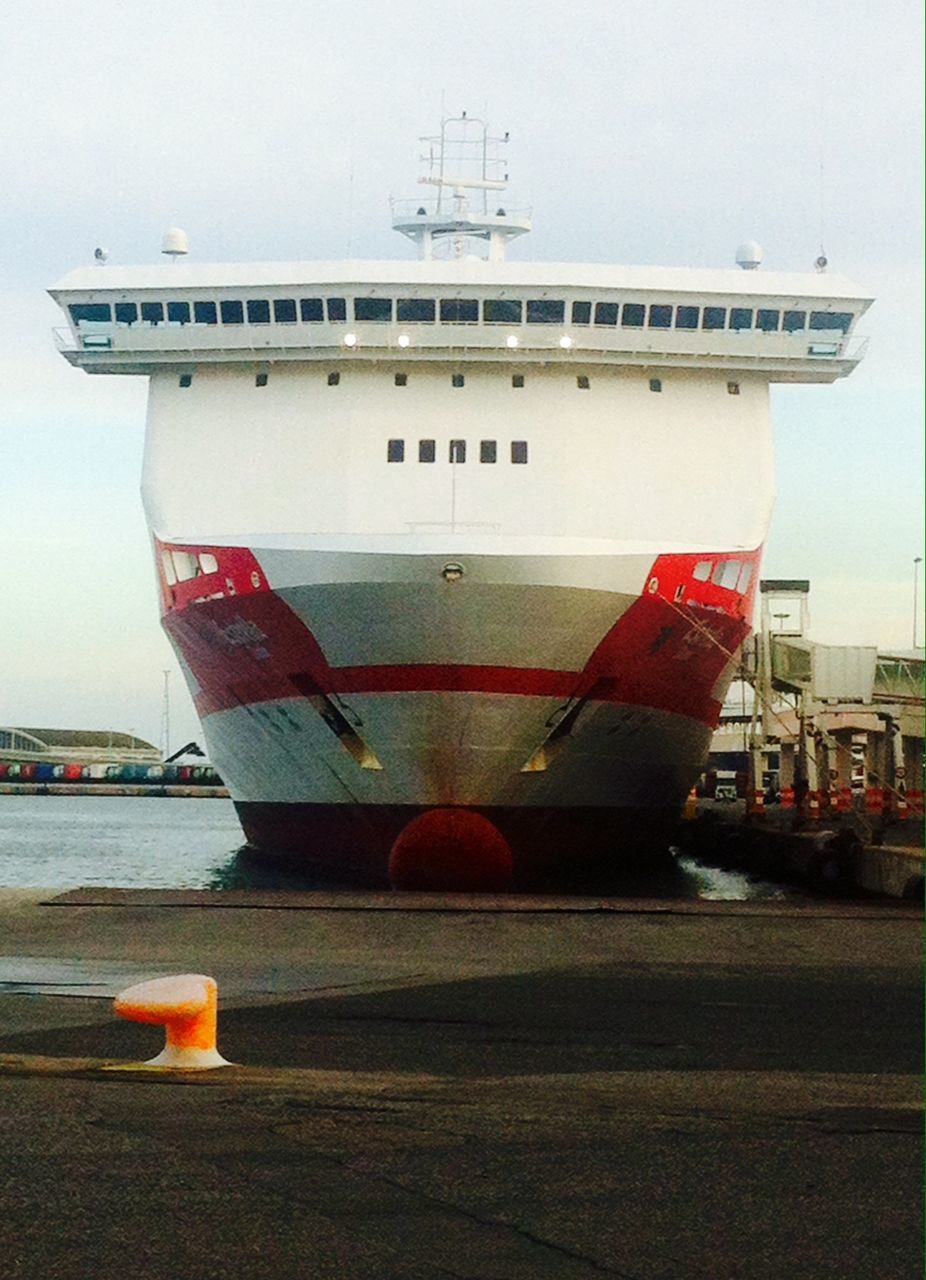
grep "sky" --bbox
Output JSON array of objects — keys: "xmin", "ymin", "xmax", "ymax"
[{"xmin": 1, "ymin": 0, "xmax": 922, "ymax": 752}]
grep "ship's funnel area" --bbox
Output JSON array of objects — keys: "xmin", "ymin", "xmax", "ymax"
[{"xmin": 389, "ymin": 808, "xmax": 513, "ymax": 893}]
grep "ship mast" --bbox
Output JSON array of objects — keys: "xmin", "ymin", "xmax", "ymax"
[{"xmin": 391, "ymin": 114, "xmax": 531, "ymax": 262}]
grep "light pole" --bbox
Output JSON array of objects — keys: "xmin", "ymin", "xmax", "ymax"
[{"xmin": 914, "ymin": 557, "xmax": 923, "ymax": 650}]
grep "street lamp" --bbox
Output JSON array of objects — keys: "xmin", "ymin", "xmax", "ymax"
[{"xmin": 914, "ymin": 557, "xmax": 923, "ymax": 650}]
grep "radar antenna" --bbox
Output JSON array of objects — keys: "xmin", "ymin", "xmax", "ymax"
[{"xmin": 391, "ymin": 115, "xmax": 531, "ymax": 261}]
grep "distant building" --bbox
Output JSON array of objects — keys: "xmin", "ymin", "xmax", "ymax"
[{"xmin": 0, "ymin": 728, "xmax": 160, "ymax": 766}]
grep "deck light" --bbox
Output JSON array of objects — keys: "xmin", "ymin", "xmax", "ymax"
[
  {"xmin": 397, "ymin": 334, "xmax": 410, "ymax": 348},
  {"xmin": 559, "ymin": 335, "xmax": 573, "ymax": 349},
  {"xmin": 343, "ymin": 333, "xmax": 357, "ymax": 347},
  {"xmin": 506, "ymin": 335, "xmax": 519, "ymax": 348}
]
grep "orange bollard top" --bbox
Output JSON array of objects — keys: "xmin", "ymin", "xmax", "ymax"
[{"xmin": 114, "ymin": 974, "xmax": 214, "ymax": 1026}]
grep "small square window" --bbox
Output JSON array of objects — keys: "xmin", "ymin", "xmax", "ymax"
[
  {"xmin": 727, "ymin": 381, "xmax": 740, "ymax": 395},
  {"xmin": 693, "ymin": 560, "xmax": 712, "ymax": 582},
  {"xmin": 419, "ymin": 439, "xmax": 436, "ymax": 463},
  {"xmin": 782, "ymin": 310, "xmax": 806, "ymax": 332},
  {"xmin": 178, "ymin": 374, "xmax": 193, "ymax": 388},
  {"xmin": 247, "ymin": 299, "xmax": 271, "ymax": 324},
  {"xmin": 394, "ymin": 373, "xmax": 407, "ymax": 387},
  {"xmin": 729, "ymin": 308, "xmax": 753, "ymax": 331},
  {"xmin": 300, "ymin": 298, "xmax": 324, "ymax": 322},
  {"xmin": 512, "ymin": 374, "xmax": 524, "ymax": 388},
  {"xmin": 167, "ymin": 301, "xmax": 190, "ymax": 324},
  {"xmin": 648, "ymin": 305, "xmax": 672, "ymax": 329},
  {"xmin": 141, "ymin": 301, "xmax": 164, "ymax": 324},
  {"xmin": 571, "ymin": 301, "xmax": 592, "ymax": 325},
  {"xmin": 326, "ymin": 298, "xmax": 347, "ymax": 322},
  {"xmin": 480, "ymin": 440, "xmax": 497, "ymax": 463},
  {"xmin": 511, "ymin": 441, "xmax": 528, "ymax": 464},
  {"xmin": 676, "ymin": 305, "xmax": 699, "ymax": 330},
  {"xmin": 483, "ymin": 298, "xmax": 522, "ymax": 323},
  {"xmin": 594, "ymin": 302, "xmax": 619, "ymax": 326},
  {"xmin": 756, "ymin": 309, "xmax": 780, "ymax": 332},
  {"xmin": 621, "ymin": 303, "xmax": 645, "ymax": 327},
  {"xmin": 451, "ymin": 373, "xmax": 465, "ymax": 388},
  {"xmin": 115, "ymin": 302, "xmax": 138, "ymax": 325},
  {"xmin": 327, "ymin": 371, "xmax": 340, "ymax": 386},
  {"xmin": 649, "ymin": 378, "xmax": 662, "ymax": 393},
  {"xmin": 577, "ymin": 375, "xmax": 590, "ymax": 389},
  {"xmin": 440, "ymin": 299, "xmax": 478, "ymax": 323},
  {"xmin": 220, "ymin": 299, "xmax": 244, "ymax": 325},
  {"xmin": 255, "ymin": 372, "xmax": 268, "ymax": 387},
  {"xmin": 274, "ymin": 299, "xmax": 297, "ymax": 323},
  {"xmin": 193, "ymin": 301, "xmax": 217, "ymax": 325},
  {"xmin": 702, "ymin": 306, "xmax": 727, "ymax": 330},
  {"xmin": 387, "ymin": 439, "xmax": 405, "ymax": 462},
  {"xmin": 449, "ymin": 439, "xmax": 466, "ymax": 463}
]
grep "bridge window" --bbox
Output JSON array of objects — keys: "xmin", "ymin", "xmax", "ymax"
[
  {"xmin": 649, "ymin": 378, "xmax": 662, "ymax": 393},
  {"xmin": 247, "ymin": 299, "xmax": 271, "ymax": 324},
  {"xmin": 178, "ymin": 374, "xmax": 193, "ymax": 388},
  {"xmin": 449, "ymin": 439, "xmax": 466, "ymax": 463},
  {"xmin": 440, "ymin": 298, "xmax": 479, "ymax": 323},
  {"xmin": 451, "ymin": 373, "xmax": 465, "ymax": 388},
  {"xmin": 326, "ymin": 298, "xmax": 347, "ymax": 322},
  {"xmin": 141, "ymin": 302, "xmax": 164, "ymax": 324},
  {"xmin": 782, "ymin": 310, "xmax": 806, "ymax": 332},
  {"xmin": 675, "ymin": 305, "xmax": 699, "ymax": 330},
  {"xmin": 512, "ymin": 374, "xmax": 525, "ymax": 387},
  {"xmin": 327, "ymin": 371, "xmax": 340, "ymax": 386},
  {"xmin": 648, "ymin": 304, "xmax": 672, "ymax": 329},
  {"xmin": 693, "ymin": 560, "xmax": 712, "ymax": 581},
  {"xmin": 301, "ymin": 299, "xmax": 324, "ymax": 322},
  {"xmin": 394, "ymin": 373, "xmax": 407, "ymax": 386},
  {"xmin": 526, "ymin": 299, "xmax": 565, "ymax": 324},
  {"xmin": 194, "ymin": 301, "xmax": 217, "ymax": 324},
  {"xmin": 810, "ymin": 311, "xmax": 852, "ymax": 333},
  {"xmin": 114, "ymin": 302, "xmax": 137, "ymax": 325},
  {"xmin": 571, "ymin": 301, "xmax": 592, "ymax": 325},
  {"xmin": 621, "ymin": 303, "xmax": 645, "ymax": 327},
  {"xmin": 729, "ymin": 308, "xmax": 753, "ymax": 330},
  {"xmin": 69, "ymin": 303, "xmax": 112, "ymax": 324},
  {"xmin": 397, "ymin": 298, "xmax": 435, "ymax": 322},
  {"xmin": 511, "ymin": 440, "xmax": 528, "ymax": 464},
  {"xmin": 480, "ymin": 440, "xmax": 497, "ymax": 463},
  {"xmin": 737, "ymin": 563, "xmax": 753, "ymax": 593},
  {"xmin": 220, "ymin": 300, "xmax": 244, "ymax": 325},
  {"xmin": 167, "ymin": 301, "xmax": 190, "ymax": 324},
  {"xmin": 756, "ymin": 308, "xmax": 779, "ymax": 332},
  {"xmin": 727, "ymin": 381, "xmax": 740, "ymax": 395},
  {"xmin": 702, "ymin": 306, "xmax": 726, "ymax": 330},
  {"xmin": 594, "ymin": 302, "xmax": 619, "ymax": 326},
  {"xmin": 355, "ymin": 297, "xmax": 392, "ymax": 322},
  {"xmin": 387, "ymin": 439, "xmax": 405, "ymax": 462},
  {"xmin": 274, "ymin": 299, "xmax": 297, "ymax": 323},
  {"xmin": 419, "ymin": 439, "xmax": 436, "ymax": 463},
  {"xmin": 577, "ymin": 375, "xmax": 590, "ymax": 389},
  {"xmin": 483, "ymin": 298, "xmax": 522, "ymax": 323},
  {"xmin": 255, "ymin": 372, "xmax": 268, "ymax": 387}
]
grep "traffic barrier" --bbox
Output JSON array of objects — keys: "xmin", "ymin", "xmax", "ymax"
[
  {"xmin": 746, "ymin": 788, "xmax": 765, "ymax": 817},
  {"xmin": 865, "ymin": 786, "xmax": 884, "ymax": 816},
  {"xmin": 114, "ymin": 974, "xmax": 231, "ymax": 1070},
  {"xmin": 837, "ymin": 786, "xmax": 852, "ymax": 812},
  {"xmin": 907, "ymin": 789, "xmax": 924, "ymax": 816},
  {"xmin": 780, "ymin": 786, "xmax": 795, "ymax": 809},
  {"xmin": 805, "ymin": 791, "xmax": 821, "ymax": 822}
]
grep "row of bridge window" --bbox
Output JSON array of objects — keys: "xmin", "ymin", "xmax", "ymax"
[{"xmin": 69, "ymin": 297, "xmax": 854, "ymax": 334}]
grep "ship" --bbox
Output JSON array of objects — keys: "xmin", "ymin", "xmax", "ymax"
[{"xmin": 50, "ymin": 116, "xmax": 872, "ymax": 889}]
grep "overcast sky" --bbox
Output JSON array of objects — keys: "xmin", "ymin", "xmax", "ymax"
[{"xmin": 1, "ymin": 0, "xmax": 922, "ymax": 751}]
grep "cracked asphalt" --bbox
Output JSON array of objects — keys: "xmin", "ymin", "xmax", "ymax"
[{"xmin": 0, "ymin": 889, "xmax": 920, "ymax": 1279}]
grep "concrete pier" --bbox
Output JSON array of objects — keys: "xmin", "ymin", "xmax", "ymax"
[{"xmin": 0, "ymin": 887, "xmax": 920, "ymax": 1279}]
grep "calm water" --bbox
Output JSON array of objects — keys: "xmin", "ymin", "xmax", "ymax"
[{"xmin": 0, "ymin": 795, "xmax": 788, "ymax": 899}]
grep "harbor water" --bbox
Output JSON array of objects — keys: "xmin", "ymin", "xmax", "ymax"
[{"xmin": 0, "ymin": 795, "xmax": 792, "ymax": 899}]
